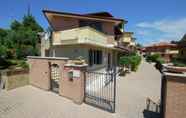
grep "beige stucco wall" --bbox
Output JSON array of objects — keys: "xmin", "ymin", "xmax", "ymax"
[
  {"xmin": 52, "ymin": 27, "xmax": 107, "ymax": 46},
  {"xmin": 123, "ymin": 36, "xmax": 132, "ymax": 43},
  {"xmin": 0, "ymin": 69, "xmax": 29, "ymax": 90},
  {"xmin": 50, "ymin": 16, "xmax": 116, "ymax": 46},
  {"xmin": 50, "ymin": 45, "xmax": 115, "ymax": 71}
]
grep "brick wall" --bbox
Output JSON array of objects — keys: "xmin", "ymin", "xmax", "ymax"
[
  {"xmin": 28, "ymin": 57, "xmax": 67, "ymax": 90},
  {"xmin": 28, "ymin": 56, "xmax": 86, "ymax": 104},
  {"xmin": 162, "ymin": 73, "xmax": 186, "ymax": 118}
]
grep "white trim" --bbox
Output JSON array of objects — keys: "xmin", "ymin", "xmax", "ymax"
[{"xmin": 27, "ymin": 56, "xmax": 69, "ymax": 60}]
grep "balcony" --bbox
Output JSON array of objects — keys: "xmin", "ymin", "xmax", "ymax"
[
  {"xmin": 121, "ymin": 37, "xmax": 132, "ymax": 43},
  {"xmin": 52, "ymin": 26, "xmax": 111, "ymax": 47}
]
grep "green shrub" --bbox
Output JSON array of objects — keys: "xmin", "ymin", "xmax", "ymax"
[
  {"xmin": 172, "ymin": 57, "xmax": 186, "ymax": 67},
  {"xmin": 146, "ymin": 54, "xmax": 161, "ymax": 62},
  {"xmin": 4, "ymin": 59, "xmax": 29, "ymax": 69},
  {"xmin": 119, "ymin": 56, "xmax": 130, "ymax": 66},
  {"xmin": 119, "ymin": 54, "xmax": 141, "ymax": 72},
  {"xmin": 16, "ymin": 60, "xmax": 29, "ymax": 69},
  {"xmin": 130, "ymin": 55, "xmax": 141, "ymax": 71},
  {"xmin": 157, "ymin": 57, "xmax": 165, "ymax": 64},
  {"xmin": 0, "ymin": 57, "xmax": 11, "ymax": 69}
]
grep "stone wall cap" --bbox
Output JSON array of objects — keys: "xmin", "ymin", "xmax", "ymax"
[
  {"xmin": 163, "ymin": 72, "xmax": 186, "ymax": 78},
  {"xmin": 64, "ymin": 63, "xmax": 88, "ymax": 67},
  {"xmin": 27, "ymin": 56, "xmax": 69, "ymax": 60}
]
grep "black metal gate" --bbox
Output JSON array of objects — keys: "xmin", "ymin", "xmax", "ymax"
[{"xmin": 84, "ymin": 70, "xmax": 116, "ymax": 113}]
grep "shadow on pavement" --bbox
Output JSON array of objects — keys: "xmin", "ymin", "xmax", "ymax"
[{"xmin": 143, "ymin": 110, "xmax": 161, "ymax": 118}]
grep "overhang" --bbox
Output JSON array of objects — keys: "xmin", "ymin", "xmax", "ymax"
[{"xmin": 43, "ymin": 9, "xmax": 127, "ymax": 30}]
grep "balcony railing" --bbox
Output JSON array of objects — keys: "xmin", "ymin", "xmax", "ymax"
[
  {"xmin": 52, "ymin": 26, "xmax": 110, "ymax": 47},
  {"xmin": 121, "ymin": 37, "xmax": 132, "ymax": 43}
]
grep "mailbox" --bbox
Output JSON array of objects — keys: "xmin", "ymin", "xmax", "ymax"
[
  {"xmin": 68, "ymin": 70, "xmax": 73, "ymax": 81},
  {"xmin": 67, "ymin": 69, "xmax": 80, "ymax": 81}
]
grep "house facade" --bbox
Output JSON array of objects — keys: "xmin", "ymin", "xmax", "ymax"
[
  {"xmin": 145, "ymin": 42, "xmax": 179, "ymax": 63},
  {"xmin": 41, "ymin": 10, "xmax": 131, "ymax": 71},
  {"xmin": 121, "ymin": 32, "xmax": 136, "ymax": 48}
]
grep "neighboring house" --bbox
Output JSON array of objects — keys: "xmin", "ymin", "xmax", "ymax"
[
  {"xmin": 118, "ymin": 32, "xmax": 136, "ymax": 50},
  {"xmin": 41, "ymin": 9, "xmax": 131, "ymax": 71},
  {"xmin": 145, "ymin": 42, "xmax": 179, "ymax": 63},
  {"xmin": 178, "ymin": 34, "xmax": 186, "ymax": 59}
]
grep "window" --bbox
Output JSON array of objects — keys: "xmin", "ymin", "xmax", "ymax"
[
  {"xmin": 89, "ymin": 49, "xmax": 102, "ymax": 66},
  {"xmin": 79, "ymin": 20, "xmax": 103, "ymax": 32},
  {"xmin": 89, "ymin": 50, "xmax": 93, "ymax": 66}
]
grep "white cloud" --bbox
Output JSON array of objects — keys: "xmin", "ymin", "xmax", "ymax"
[
  {"xmin": 137, "ymin": 30, "xmax": 150, "ymax": 36},
  {"xmin": 136, "ymin": 18, "xmax": 186, "ymax": 45}
]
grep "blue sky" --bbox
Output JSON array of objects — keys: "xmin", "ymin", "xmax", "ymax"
[{"xmin": 0, "ymin": 0, "xmax": 186, "ymax": 45}]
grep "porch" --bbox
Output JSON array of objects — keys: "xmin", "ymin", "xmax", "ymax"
[{"xmin": 49, "ymin": 44, "xmax": 121, "ymax": 71}]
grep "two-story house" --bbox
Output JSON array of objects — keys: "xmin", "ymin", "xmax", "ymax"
[
  {"xmin": 41, "ymin": 9, "xmax": 130, "ymax": 71},
  {"xmin": 118, "ymin": 32, "xmax": 136, "ymax": 51},
  {"xmin": 145, "ymin": 42, "xmax": 179, "ymax": 63}
]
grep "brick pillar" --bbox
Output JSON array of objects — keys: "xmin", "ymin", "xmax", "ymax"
[
  {"xmin": 161, "ymin": 72, "xmax": 186, "ymax": 118},
  {"xmin": 59, "ymin": 64, "xmax": 87, "ymax": 104}
]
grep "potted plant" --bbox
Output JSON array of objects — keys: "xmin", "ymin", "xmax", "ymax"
[{"xmin": 73, "ymin": 56, "xmax": 86, "ymax": 65}]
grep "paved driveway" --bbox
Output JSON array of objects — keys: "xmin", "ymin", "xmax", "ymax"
[
  {"xmin": 116, "ymin": 59, "xmax": 161, "ymax": 118},
  {"xmin": 0, "ymin": 60, "xmax": 161, "ymax": 118}
]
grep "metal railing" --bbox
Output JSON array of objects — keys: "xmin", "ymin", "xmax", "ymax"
[
  {"xmin": 84, "ymin": 70, "xmax": 116, "ymax": 113},
  {"xmin": 146, "ymin": 97, "xmax": 160, "ymax": 113}
]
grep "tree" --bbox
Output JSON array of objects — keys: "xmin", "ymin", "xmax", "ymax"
[
  {"xmin": 179, "ymin": 34, "xmax": 186, "ymax": 46},
  {"xmin": 136, "ymin": 43, "xmax": 143, "ymax": 48},
  {"xmin": 171, "ymin": 40, "xmax": 178, "ymax": 44},
  {"xmin": 0, "ymin": 14, "xmax": 43, "ymax": 60},
  {"xmin": 10, "ymin": 20, "xmax": 22, "ymax": 31},
  {"xmin": 0, "ymin": 28, "xmax": 7, "ymax": 45},
  {"xmin": 23, "ymin": 14, "xmax": 43, "ymax": 32},
  {"xmin": 119, "ymin": 53, "xmax": 142, "ymax": 72}
]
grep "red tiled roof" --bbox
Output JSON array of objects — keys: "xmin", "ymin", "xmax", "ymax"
[{"xmin": 145, "ymin": 42, "xmax": 177, "ymax": 48}]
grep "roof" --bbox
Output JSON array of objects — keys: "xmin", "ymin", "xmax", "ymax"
[
  {"xmin": 124, "ymin": 32, "xmax": 134, "ymax": 35},
  {"xmin": 114, "ymin": 46, "xmax": 131, "ymax": 53},
  {"xmin": 145, "ymin": 42, "xmax": 178, "ymax": 48},
  {"xmin": 85, "ymin": 12, "xmax": 114, "ymax": 17},
  {"xmin": 43, "ymin": 9, "xmax": 127, "ymax": 27}
]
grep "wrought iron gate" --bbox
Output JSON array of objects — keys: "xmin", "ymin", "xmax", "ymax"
[
  {"xmin": 50, "ymin": 64, "xmax": 60, "ymax": 93},
  {"xmin": 84, "ymin": 70, "xmax": 116, "ymax": 113}
]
